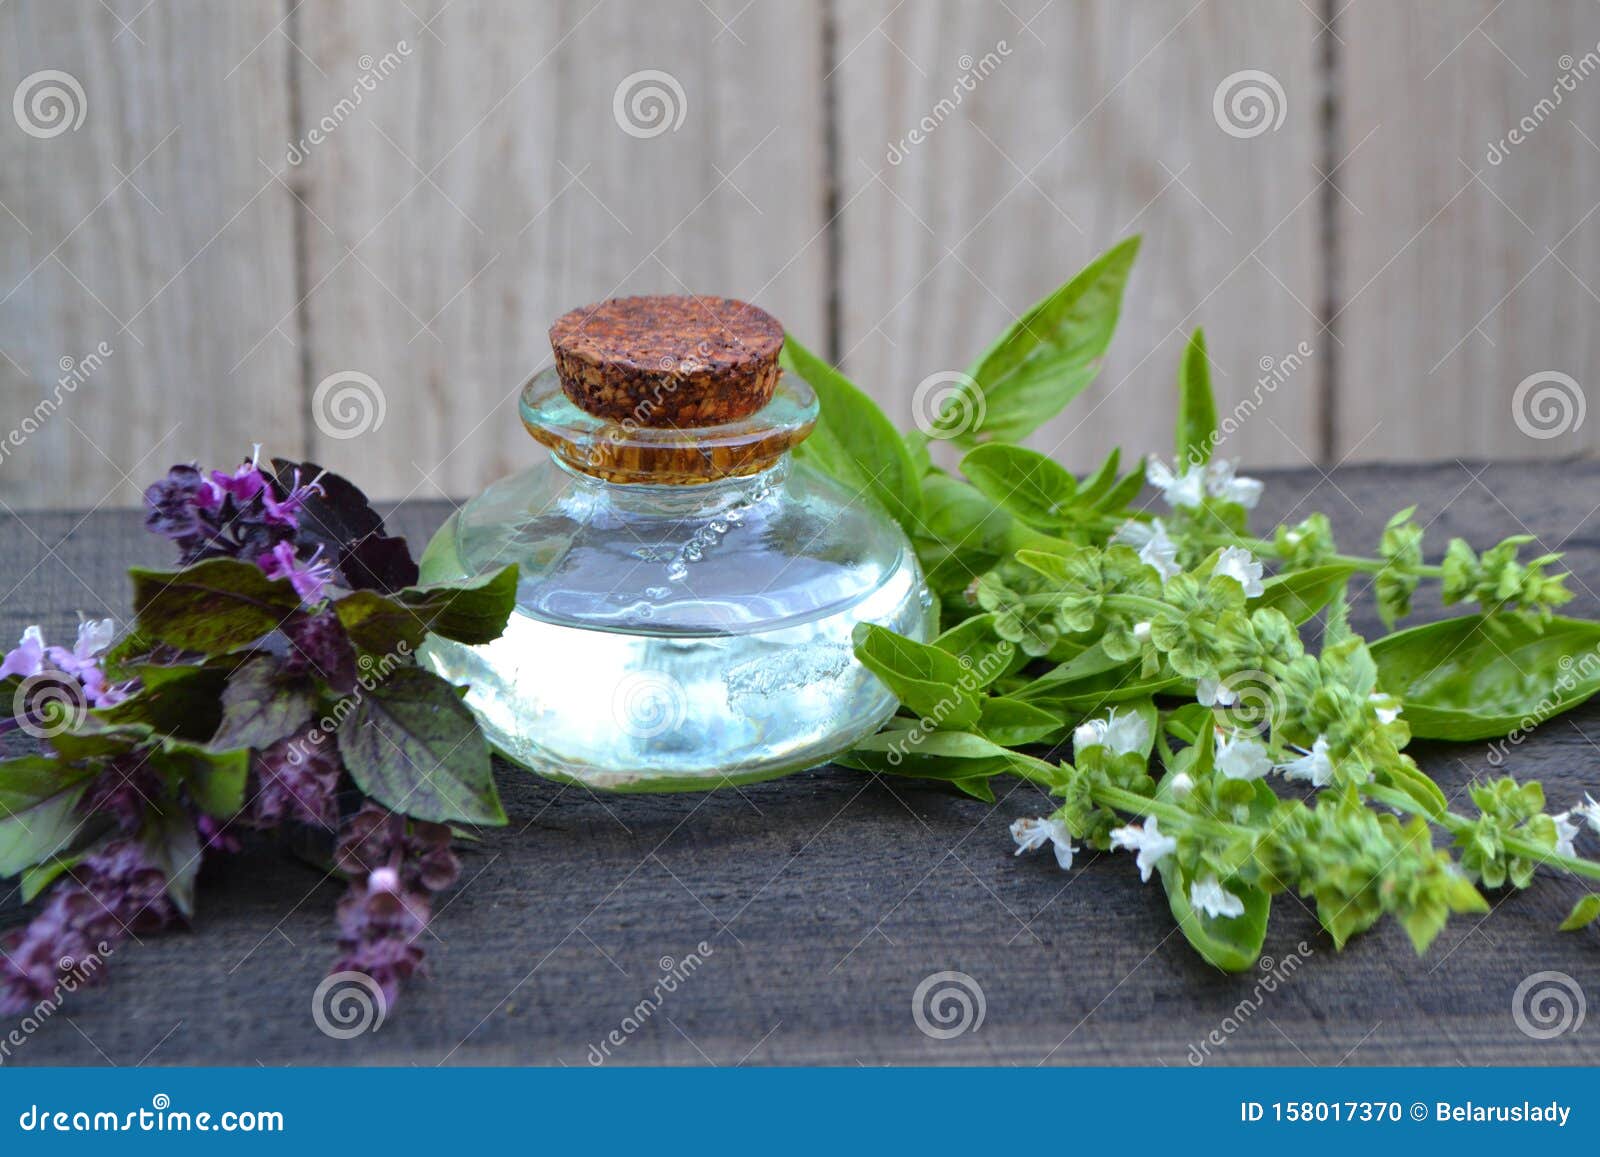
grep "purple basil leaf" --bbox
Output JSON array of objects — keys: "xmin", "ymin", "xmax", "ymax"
[
  {"xmin": 271, "ymin": 458, "xmax": 419, "ymax": 592},
  {"xmin": 212, "ymin": 656, "xmax": 315, "ymax": 752},
  {"xmin": 338, "ymin": 533, "xmax": 420, "ymax": 594}
]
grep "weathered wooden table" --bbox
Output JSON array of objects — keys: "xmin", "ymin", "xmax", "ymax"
[{"xmin": 5, "ymin": 462, "xmax": 1600, "ymax": 1066}]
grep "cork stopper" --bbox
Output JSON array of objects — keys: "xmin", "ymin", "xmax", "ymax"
[{"xmin": 549, "ymin": 295, "xmax": 784, "ymax": 427}]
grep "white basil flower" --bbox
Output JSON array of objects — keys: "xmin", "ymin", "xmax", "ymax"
[
  {"xmin": 1109, "ymin": 815, "xmax": 1178, "ymax": 883},
  {"xmin": 1554, "ymin": 812, "xmax": 1582, "ymax": 859},
  {"xmin": 1216, "ymin": 730, "xmax": 1272, "ymax": 781},
  {"xmin": 1571, "ymin": 793, "xmax": 1600, "ymax": 835},
  {"xmin": 1212, "ymin": 546, "xmax": 1265, "ymax": 598},
  {"xmin": 1278, "ymin": 735, "xmax": 1334, "ymax": 788},
  {"xmin": 1204, "ymin": 459, "xmax": 1264, "ymax": 509},
  {"xmin": 1074, "ymin": 708, "xmax": 1150, "ymax": 757},
  {"xmin": 1010, "ymin": 816, "xmax": 1077, "ymax": 870},
  {"xmin": 1197, "ymin": 676, "xmax": 1238, "ymax": 708},
  {"xmin": 1145, "ymin": 457, "xmax": 1205, "ymax": 510},
  {"xmin": 1112, "ymin": 517, "xmax": 1181, "ymax": 581},
  {"xmin": 1190, "ymin": 876, "xmax": 1245, "ymax": 919},
  {"xmin": 1133, "ymin": 620, "xmax": 1152, "ymax": 644},
  {"xmin": 1368, "ymin": 692, "xmax": 1402, "ymax": 725},
  {"xmin": 1168, "ymin": 772, "xmax": 1195, "ymax": 800}
]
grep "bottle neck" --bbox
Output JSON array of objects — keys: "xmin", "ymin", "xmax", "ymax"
[{"xmin": 554, "ymin": 453, "xmax": 791, "ymax": 518}]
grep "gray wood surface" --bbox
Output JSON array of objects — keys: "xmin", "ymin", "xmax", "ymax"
[
  {"xmin": 4, "ymin": 461, "xmax": 1600, "ymax": 1066},
  {"xmin": 5, "ymin": 1, "xmax": 1600, "ymax": 510},
  {"xmin": 1335, "ymin": 0, "xmax": 1600, "ymax": 460}
]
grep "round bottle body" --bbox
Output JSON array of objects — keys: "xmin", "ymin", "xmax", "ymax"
[{"xmin": 418, "ymin": 455, "xmax": 934, "ymax": 791}]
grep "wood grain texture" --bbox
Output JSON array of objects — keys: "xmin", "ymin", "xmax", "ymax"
[
  {"xmin": 1334, "ymin": 0, "xmax": 1600, "ymax": 461},
  {"xmin": 291, "ymin": 0, "xmax": 829, "ymax": 499},
  {"xmin": 0, "ymin": 0, "xmax": 301, "ymax": 508},
  {"xmin": 6, "ymin": 462, "xmax": 1600, "ymax": 1066},
  {"xmin": 831, "ymin": 0, "xmax": 1325, "ymax": 473}
]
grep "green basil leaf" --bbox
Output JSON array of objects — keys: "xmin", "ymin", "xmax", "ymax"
[
  {"xmin": 1157, "ymin": 861, "xmax": 1271, "ymax": 973},
  {"xmin": 1371, "ymin": 614, "xmax": 1600, "ymax": 740},
  {"xmin": 211, "ymin": 657, "xmax": 314, "ymax": 751},
  {"xmin": 781, "ymin": 334, "xmax": 923, "ymax": 534},
  {"xmin": 0, "ymin": 756, "xmax": 98, "ymax": 878},
  {"xmin": 851, "ymin": 728, "xmax": 1010, "ymax": 760},
  {"xmin": 21, "ymin": 852, "xmax": 87, "ymax": 902},
  {"xmin": 913, "ymin": 472, "xmax": 1014, "ymax": 599},
  {"xmin": 1151, "ymin": 760, "xmax": 1268, "ymax": 972},
  {"xmin": 1076, "ymin": 448, "xmax": 1122, "ymax": 507},
  {"xmin": 932, "ymin": 613, "xmax": 1021, "ymax": 688},
  {"xmin": 333, "ymin": 565, "xmax": 519, "ymax": 654},
  {"xmin": 131, "ymin": 558, "xmax": 303, "ymax": 654},
  {"xmin": 976, "ymin": 696, "xmax": 1061, "ymax": 746},
  {"xmin": 852, "ymin": 623, "xmax": 982, "ymax": 730},
  {"xmin": 953, "ymin": 235, "xmax": 1140, "ymax": 446},
  {"xmin": 1560, "ymin": 893, "xmax": 1600, "ymax": 931},
  {"xmin": 143, "ymin": 804, "xmax": 201, "ymax": 917},
  {"xmin": 93, "ymin": 663, "xmax": 231, "ymax": 740},
  {"xmin": 1250, "ymin": 564, "xmax": 1355, "ymax": 625},
  {"xmin": 155, "ymin": 739, "xmax": 251, "ymax": 819},
  {"xmin": 1093, "ymin": 466, "xmax": 1147, "ymax": 514},
  {"xmin": 952, "ymin": 776, "xmax": 998, "ymax": 803},
  {"xmin": 337, "ymin": 667, "xmax": 505, "ymax": 825},
  {"xmin": 959, "ymin": 443, "xmax": 1079, "ymax": 531},
  {"xmin": 1174, "ymin": 328, "xmax": 1217, "ymax": 466}
]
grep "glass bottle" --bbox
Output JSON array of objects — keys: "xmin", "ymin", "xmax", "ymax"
[{"xmin": 417, "ymin": 295, "xmax": 934, "ymax": 791}]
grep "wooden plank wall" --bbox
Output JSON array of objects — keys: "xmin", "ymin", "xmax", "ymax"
[{"xmin": 0, "ymin": 0, "xmax": 1595, "ymax": 509}]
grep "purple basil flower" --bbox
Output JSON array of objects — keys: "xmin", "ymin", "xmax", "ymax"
[
  {"xmin": 283, "ymin": 609, "xmax": 358, "ymax": 692},
  {"xmin": 329, "ymin": 804, "xmax": 460, "ymax": 1006},
  {"xmin": 143, "ymin": 447, "xmax": 323, "ymax": 566},
  {"xmin": 258, "ymin": 541, "xmax": 337, "ymax": 606},
  {"xmin": 247, "ymin": 726, "xmax": 342, "ymax": 830},
  {"xmin": 0, "ymin": 621, "xmax": 133, "ymax": 735},
  {"xmin": 0, "ymin": 840, "xmax": 179, "ymax": 1014}
]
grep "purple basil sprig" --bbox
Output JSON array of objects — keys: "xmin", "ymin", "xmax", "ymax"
[{"xmin": 1, "ymin": 447, "xmax": 516, "ymax": 1023}]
